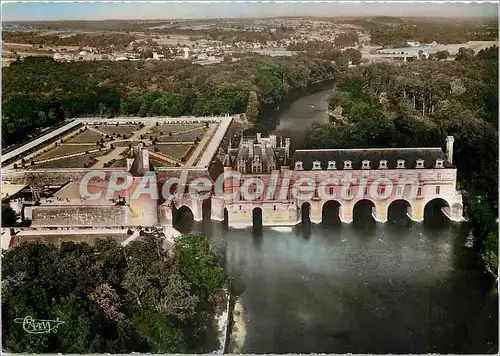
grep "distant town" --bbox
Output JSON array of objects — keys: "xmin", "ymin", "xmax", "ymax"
[{"xmin": 2, "ymin": 17, "xmax": 497, "ymax": 67}]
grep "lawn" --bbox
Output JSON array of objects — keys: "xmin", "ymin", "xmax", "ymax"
[
  {"xmin": 111, "ymin": 159, "xmax": 127, "ymax": 168},
  {"xmin": 150, "ymin": 124, "xmax": 203, "ymax": 136},
  {"xmin": 36, "ymin": 144, "xmax": 97, "ymax": 160},
  {"xmin": 154, "ymin": 144, "xmax": 192, "ymax": 160},
  {"xmin": 156, "ymin": 128, "xmax": 206, "ymax": 143},
  {"xmin": 65, "ymin": 129, "xmax": 105, "ymax": 144},
  {"xmin": 31, "ymin": 152, "xmax": 106, "ymax": 168},
  {"xmin": 114, "ymin": 140, "xmax": 142, "ymax": 147},
  {"xmin": 96, "ymin": 125, "xmax": 139, "ymax": 137}
]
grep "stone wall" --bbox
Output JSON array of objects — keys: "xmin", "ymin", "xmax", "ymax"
[{"xmin": 32, "ymin": 205, "xmax": 129, "ymax": 226}]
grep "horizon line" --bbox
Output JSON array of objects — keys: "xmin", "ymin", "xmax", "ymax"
[{"xmin": 4, "ymin": 14, "xmax": 499, "ymax": 22}]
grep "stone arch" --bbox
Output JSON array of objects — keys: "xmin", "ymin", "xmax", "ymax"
[
  {"xmin": 301, "ymin": 202, "xmax": 311, "ymax": 224},
  {"xmin": 321, "ymin": 200, "xmax": 341, "ymax": 225},
  {"xmin": 173, "ymin": 205, "xmax": 194, "ymax": 234},
  {"xmin": 352, "ymin": 199, "xmax": 376, "ymax": 224},
  {"xmin": 252, "ymin": 207, "xmax": 263, "ymax": 228},
  {"xmin": 387, "ymin": 199, "xmax": 412, "ymax": 222},
  {"xmin": 424, "ymin": 198, "xmax": 452, "ymax": 221}
]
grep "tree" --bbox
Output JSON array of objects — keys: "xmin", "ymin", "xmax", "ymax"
[
  {"xmin": 2, "ymin": 204, "xmax": 17, "ymax": 227},
  {"xmin": 456, "ymin": 47, "xmax": 475, "ymax": 61},
  {"xmin": 1, "ymin": 234, "xmax": 226, "ymax": 353},
  {"xmin": 435, "ymin": 50, "xmax": 449, "ymax": 61}
]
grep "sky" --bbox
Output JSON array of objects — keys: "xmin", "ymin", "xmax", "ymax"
[{"xmin": 1, "ymin": 1, "xmax": 498, "ymax": 22}]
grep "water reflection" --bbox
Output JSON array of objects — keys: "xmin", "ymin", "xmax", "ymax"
[
  {"xmin": 196, "ymin": 86, "xmax": 498, "ymax": 353},
  {"xmin": 186, "ymin": 211, "xmax": 497, "ymax": 354}
]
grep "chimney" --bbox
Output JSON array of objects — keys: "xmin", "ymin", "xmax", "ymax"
[
  {"xmin": 445, "ymin": 136, "xmax": 454, "ymax": 165},
  {"xmin": 270, "ymin": 134, "xmax": 277, "ymax": 148},
  {"xmin": 285, "ymin": 138, "xmax": 291, "ymax": 161},
  {"xmin": 142, "ymin": 147, "xmax": 150, "ymax": 171},
  {"xmin": 249, "ymin": 140, "xmax": 254, "ymax": 158},
  {"xmin": 126, "ymin": 148, "xmax": 135, "ymax": 171}
]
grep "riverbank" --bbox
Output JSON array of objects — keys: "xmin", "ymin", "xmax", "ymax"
[{"xmin": 250, "ymin": 78, "xmax": 336, "ymax": 136}]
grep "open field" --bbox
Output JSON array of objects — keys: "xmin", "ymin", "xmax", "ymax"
[{"xmin": 36, "ymin": 144, "xmax": 96, "ymax": 160}]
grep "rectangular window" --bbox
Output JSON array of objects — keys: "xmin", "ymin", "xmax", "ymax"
[
  {"xmin": 418, "ymin": 187, "xmax": 422, "ymax": 196},
  {"xmin": 329, "ymin": 187, "xmax": 334, "ymax": 195},
  {"xmin": 397, "ymin": 186, "xmax": 403, "ymax": 196},
  {"xmin": 436, "ymin": 186, "xmax": 440, "ymax": 195}
]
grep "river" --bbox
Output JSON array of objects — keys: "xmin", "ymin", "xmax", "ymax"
[{"xmin": 184, "ymin": 87, "xmax": 498, "ymax": 354}]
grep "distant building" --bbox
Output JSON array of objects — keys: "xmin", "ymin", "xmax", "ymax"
[
  {"xmin": 152, "ymin": 52, "xmax": 165, "ymax": 60},
  {"xmin": 183, "ymin": 47, "xmax": 190, "ymax": 59},
  {"xmin": 406, "ymin": 41, "xmax": 421, "ymax": 47}
]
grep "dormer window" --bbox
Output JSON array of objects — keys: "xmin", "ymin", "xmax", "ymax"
[
  {"xmin": 327, "ymin": 161, "xmax": 336, "ymax": 170},
  {"xmin": 435, "ymin": 159, "xmax": 444, "ymax": 168},
  {"xmin": 379, "ymin": 160, "xmax": 388, "ymax": 169},
  {"xmin": 344, "ymin": 160, "xmax": 352, "ymax": 169},
  {"xmin": 312, "ymin": 160, "xmax": 322, "ymax": 170},
  {"xmin": 416, "ymin": 159, "xmax": 425, "ymax": 169},
  {"xmin": 362, "ymin": 160, "xmax": 370, "ymax": 169},
  {"xmin": 295, "ymin": 161, "xmax": 304, "ymax": 170},
  {"xmin": 397, "ymin": 160, "xmax": 405, "ymax": 169}
]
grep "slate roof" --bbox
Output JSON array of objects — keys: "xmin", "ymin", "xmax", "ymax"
[
  {"xmin": 291, "ymin": 148, "xmax": 453, "ymax": 170},
  {"xmin": 228, "ymin": 143, "xmax": 288, "ymax": 173}
]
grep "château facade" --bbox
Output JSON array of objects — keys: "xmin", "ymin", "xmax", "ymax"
[{"xmin": 213, "ymin": 135, "xmax": 464, "ymax": 228}]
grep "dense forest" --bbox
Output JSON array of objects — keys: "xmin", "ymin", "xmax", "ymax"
[
  {"xmin": 3, "ymin": 31, "xmax": 137, "ymax": 49},
  {"xmin": 305, "ymin": 45, "xmax": 498, "ymax": 276},
  {"xmin": 344, "ymin": 17, "xmax": 498, "ymax": 47},
  {"xmin": 287, "ymin": 42, "xmax": 362, "ymax": 65},
  {"xmin": 1, "ymin": 55, "xmax": 336, "ymax": 146},
  {"xmin": 2, "ymin": 234, "xmax": 226, "ymax": 353}
]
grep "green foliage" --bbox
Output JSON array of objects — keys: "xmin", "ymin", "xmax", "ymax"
[
  {"xmin": 365, "ymin": 18, "xmax": 498, "ymax": 47},
  {"xmin": 1, "ymin": 234, "xmax": 226, "ymax": 353},
  {"xmin": 456, "ymin": 47, "xmax": 475, "ymax": 61},
  {"xmin": 2, "ymin": 55, "xmax": 335, "ymax": 146},
  {"xmin": 311, "ymin": 56, "xmax": 498, "ymax": 277},
  {"xmin": 468, "ymin": 197, "xmax": 498, "ymax": 276},
  {"xmin": 434, "ymin": 50, "xmax": 450, "ymax": 60},
  {"xmin": 334, "ymin": 31, "xmax": 359, "ymax": 48},
  {"xmin": 2, "ymin": 204, "xmax": 18, "ymax": 227},
  {"xmin": 4, "ymin": 31, "xmax": 136, "ymax": 49},
  {"xmin": 174, "ymin": 234, "xmax": 225, "ymax": 297}
]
